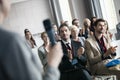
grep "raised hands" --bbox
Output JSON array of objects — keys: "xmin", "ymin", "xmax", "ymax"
[
  {"xmin": 47, "ymin": 42, "xmax": 63, "ymax": 68},
  {"xmin": 77, "ymin": 47, "xmax": 85, "ymax": 57}
]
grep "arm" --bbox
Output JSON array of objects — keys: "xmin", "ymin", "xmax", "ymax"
[{"xmin": 0, "ymin": 33, "xmax": 63, "ymax": 80}]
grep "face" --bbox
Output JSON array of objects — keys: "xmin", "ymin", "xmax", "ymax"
[
  {"xmin": 52, "ymin": 25, "xmax": 58, "ymax": 32},
  {"xmin": 59, "ymin": 26, "xmax": 71, "ymax": 41},
  {"xmin": 74, "ymin": 20, "xmax": 80, "ymax": 27},
  {"xmin": 92, "ymin": 18, "xmax": 97, "ymax": 23},
  {"xmin": 94, "ymin": 21, "xmax": 106, "ymax": 34},
  {"xmin": 84, "ymin": 19, "xmax": 91, "ymax": 27},
  {"xmin": 41, "ymin": 33, "xmax": 49, "ymax": 43},
  {"xmin": 71, "ymin": 27, "xmax": 79, "ymax": 37},
  {"xmin": 25, "ymin": 32, "xmax": 32, "ymax": 39}
]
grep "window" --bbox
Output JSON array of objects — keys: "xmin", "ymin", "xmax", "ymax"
[
  {"xmin": 58, "ymin": 0, "xmax": 72, "ymax": 25},
  {"xmin": 100, "ymin": 0, "xmax": 118, "ymax": 30}
]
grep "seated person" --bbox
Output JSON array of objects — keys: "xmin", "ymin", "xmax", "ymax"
[
  {"xmin": 59, "ymin": 24, "xmax": 92, "ymax": 80},
  {"xmin": 24, "ymin": 29, "xmax": 37, "ymax": 48},
  {"xmin": 38, "ymin": 32, "xmax": 50, "ymax": 69},
  {"xmin": 70, "ymin": 25, "xmax": 85, "ymax": 46},
  {"xmin": 52, "ymin": 24, "xmax": 61, "ymax": 41},
  {"xmin": 85, "ymin": 19, "xmax": 120, "ymax": 79}
]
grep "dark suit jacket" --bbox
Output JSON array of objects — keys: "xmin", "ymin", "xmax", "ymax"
[{"xmin": 59, "ymin": 40, "xmax": 87, "ymax": 73}]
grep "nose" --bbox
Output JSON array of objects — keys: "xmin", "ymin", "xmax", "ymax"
[{"xmin": 63, "ymin": 31, "xmax": 67, "ymax": 34}]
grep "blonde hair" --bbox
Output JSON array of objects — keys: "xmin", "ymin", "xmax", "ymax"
[{"xmin": 70, "ymin": 25, "xmax": 79, "ymax": 32}]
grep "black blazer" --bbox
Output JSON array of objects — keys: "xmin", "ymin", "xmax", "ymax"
[{"xmin": 59, "ymin": 40, "xmax": 87, "ymax": 73}]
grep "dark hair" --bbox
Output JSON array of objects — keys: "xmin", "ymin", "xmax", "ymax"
[
  {"xmin": 24, "ymin": 29, "xmax": 29, "ymax": 34},
  {"xmin": 24, "ymin": 29, "xmax": 37, "ymax": 46},
  {"xmin": 72, "ymin": 18, "xmax": 79, "ymax": 25},
  {"xmin": 90, "ymin": 17, "xmax": 97, "ymax": 26},
  {"xmin": 58, "ymin": 23, "xmax": 70, "ymax": 33},
  {"xmin": 94, "ymin": 18, "xmax": 105, "ymax": 27}
]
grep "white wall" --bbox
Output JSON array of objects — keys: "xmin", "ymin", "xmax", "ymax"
[
  {"xmin": 3, "ymin": 0, "xmax": 53, "ymax": 36},
  {"xmin": 69, "ymin": 0, "xmax": 89, "ymax": 28}
]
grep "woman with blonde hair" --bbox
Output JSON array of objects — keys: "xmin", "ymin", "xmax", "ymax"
[{"xmin": 70, "ymin": 25, "xmax": 85, "ymax": 46}]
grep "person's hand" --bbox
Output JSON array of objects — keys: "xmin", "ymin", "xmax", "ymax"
[
  {"xmin": 67, "ymin": 49, "xmax": 73, "ymax": 60},
  {"xmin": 109, "ymin": 32, "xmax": 113, "ymax": 39},
  {"xmin": 110, "ymin": 46, "xmax": 117, "ymax": 53},
  {"xmin": 105, "ymin": 46, "xmax": 117, "ymax": 57},
  {"xmin": 77, "ymin": 47, "xmax": 85, "ymax": 57},
  {"xmin": 47, "ymin": 42, "xmax": 63, "ymax": 68}
]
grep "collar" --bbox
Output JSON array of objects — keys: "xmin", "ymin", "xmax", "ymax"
[
  {"xmin": 94, "ymin": 33, "xmax": 104, "ymax": 42},
  {"xmin": 62, "ymin": 39, "xmax": 71, "ymax": 45}
]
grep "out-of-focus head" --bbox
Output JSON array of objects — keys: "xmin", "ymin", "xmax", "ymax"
[
  {"xmin": 41, "ymin": 32, "xmax": 49, "ymax": 43},
  {"xmin": 91, "ymin": 17, "xmax": 97, "ymax": 23},
  {"xmin": 72, "ymin": 18, "xmax": 80, "ymax": 27},
  {"xmin": 94, "ymin": 19, "xmax": 106, "ymax": 34},
  {"xmin": 71, "ymin": 25, "xmax": 79, "ymax": 37},
  {"xmin": 60, "ymin": 20, "xmax": 65, "ymax": 25},
  {"xmin": 24, "ymin": 29, "xmax": 32, "ymax": 39},
  {"xmin": 0, "ymin": 0, "xmax": 11, "ymax": 24},
  {"xmin": 64, "ymin": 21, "xmax": 69, "ymax": 26},
  {"xmin": 52, "ymin": 24, "xmax": 58, "ymax": 32},
  {"xmin": 83, "ymin": 18, "xmax": 91, "ymax": 28}
]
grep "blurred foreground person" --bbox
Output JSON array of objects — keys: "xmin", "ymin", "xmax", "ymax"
[{"xmin": 0, "ymin": 0, "xmax": 63, "ymax": 80}]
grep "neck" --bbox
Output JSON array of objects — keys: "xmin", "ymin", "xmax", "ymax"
[
  {"xmin": 44, "ymin": 41, "xmax": 49, "ymax": 46},
  {"xmin": 63, "ymin": 38, "xmax": 70, "ymax": 42},
  {"xmin": 72, "ymin": 36, "xmax": 78, "ymax": 40},
  {"xmin": 94, "ymin": 32, "xmax": 103, "ymax": 40}
]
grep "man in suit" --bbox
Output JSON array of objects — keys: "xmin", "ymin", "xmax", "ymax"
[
  {"xmin": 0, "ymin": 0, "xmax": 63, "ymax": 80},
  {"xmin": 85, "ymin": 18, "xmax": 120, "ymax": 79},
  {"xmin": 59, "ymin": 24, "xmax": 92, "ymax": 80}
]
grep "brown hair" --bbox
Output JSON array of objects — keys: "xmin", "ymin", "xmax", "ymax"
[{"xmin": 24, "ymin": 29, "xmax": 37, "ymax": 46}]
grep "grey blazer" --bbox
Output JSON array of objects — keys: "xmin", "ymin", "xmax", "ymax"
[
  {"xmin": 85, "ymin": 35, "xmax": 116, "ymax": 74},
  {"xmin": 0, "ymin": 28, "xmax": 60, "ymax": 80},
  {"xmin": 38, "ymin": 45, "xmax": 48, "ymax": 68}
]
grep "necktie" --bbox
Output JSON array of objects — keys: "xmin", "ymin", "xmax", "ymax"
[
  {"xmin": 66, "ymin": 43, "xmax": 75, "ymax": 57},
  {"xmin": 66, "ymin": 43, "xmax": 71, "ymax": 50}
]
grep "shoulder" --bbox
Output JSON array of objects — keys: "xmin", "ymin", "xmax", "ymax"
[
  {"xmin": 85, "ymin": 36, "xmax": 94, "ymax": 42},
  {"xmin": 71, "ymin": 40, "xmax": 82, "ymax": 46},
  {"xmin": 0, "ymin": 28, "xmax": 32, "ymax": 61},
  {"xmin": 38, "ymin": 45, "xmax": 44, "ymax": 51},
  {"xmin": 79, "ymin": 37, "xmax": 85, "ymax": 41},
  {"xmin": 85, "ymin": 35, "xmax": 96, "ymax": 46},
  {"xmin": 116, "ymin": 23, "xmax": 120, "ymax": 27},
  {"xmin": 0, "ymin": 28, "xmax": 26, "ymax": 46}
]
